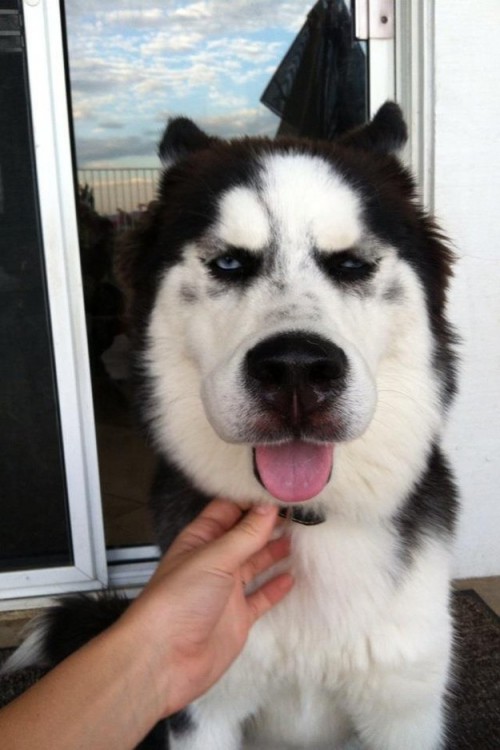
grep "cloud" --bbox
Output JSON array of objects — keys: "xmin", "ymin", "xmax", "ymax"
[
  {"xmin": 77, "ymin": 104, "xmax": 279, "ymax": 166},
  {"xmin": 167, "ymin": 1, "xmax": 310, "ymax": 35},
  {"xmin": 204, "ymin": 38, "xmax": 284, "ymax": 64},
  {"xmin": 76, "ymin": 134, "xmax": 156, "ymax": 165},
  {"xmin": 141, "ymin": 31, "xmax": 204, "ymax": 53},
  {"xmin": 171, "ymin": 1, "xmax": 212, "ymax": 21},
  {"xmin": 65, "ymin": 1, "xmax": 313, "ymax": 166},
  {"xmin": 207, "ymin": 89, "xmax": 248, "ymax": 111},
  {"xmin": 65, "ymin": 1, "xmax": 310, "ymax": 35},
  {"xmin": 200, "ymin": 106, "xmax": 280, "ymax": 136},
  {"xmin": 99, "ymin": 8, "xmax": 164, "ymax": 26},
  {"xmin": 154, "ymin": 106, "xmax": 280, "ymax": 138},
  {"xmin": 97, "ymin": 120, "xmax": 126, "ymax": 130}
]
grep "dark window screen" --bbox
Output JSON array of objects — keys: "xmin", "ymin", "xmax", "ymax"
[{"xmin": 0, "ymin": 1, "xmax": 73, "ymax": 571}]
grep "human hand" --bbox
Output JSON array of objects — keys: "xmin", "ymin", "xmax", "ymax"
[{"xmin": 119, "ymin": 500, "xmax": 293, "ymax": 717}]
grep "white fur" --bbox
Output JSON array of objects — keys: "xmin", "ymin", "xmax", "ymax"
[
  {"xmin": 143, "ymin": 151, "xmax": 451, "ymax": 749},
  {"xmin": 215, "ymin": 186, "xmax": 271, "ymax": 250},
  {"xmin": 0, "ymin": 616, "xmax": 50, "ymax": 675},
  {"xmin": 170, "ymin": 536, "xmax": 451, "ymax": 750}
]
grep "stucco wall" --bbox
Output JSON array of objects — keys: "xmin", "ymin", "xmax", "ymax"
[{"xmin": 433, "ymin": 1, "xmax": 500, "ymax": 577}]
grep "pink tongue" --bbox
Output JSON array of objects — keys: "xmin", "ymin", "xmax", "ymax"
[{"xmin": 255, "ymin": 442, "xmax": 333, "ymax": 503}]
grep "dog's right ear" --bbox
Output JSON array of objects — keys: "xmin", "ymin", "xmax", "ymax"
[
  {"xmin": 158, "ymin": 117, "xmax": 215, "ymax": 168},
  {"xmin": 338, "ymin": 102, "xmax": 408, "ymax": 156}
]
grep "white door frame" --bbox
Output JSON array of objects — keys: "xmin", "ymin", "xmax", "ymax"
[
  {"xmin": 0, "ymin": 0, "xmax": 107, "ymax": 606},
  {"xmin": 395, "ymin": 0, "xmax": 436, "ymax": 210},
  {"xmin": 364, "ymin": 0, "xmax": 436, "ymax": 209}
]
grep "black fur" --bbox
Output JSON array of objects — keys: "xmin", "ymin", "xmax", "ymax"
[
  {"xmin": 338, "ymin": 101, "xmax": 408, "ymax": 154},
  {"xmin": 42, "ymin": 593, "xmax": 129, "ymax": 666},
  {"xmin": 158, "ymin": 117, "xmax": 213, "ymax": 166},
  {"xmin": 393, "ymin": 445, "xmax": 459, "ymax": 558},
  {"xmin": 150, "ymin": 458, "xmax": 211, "ymax": 553}
]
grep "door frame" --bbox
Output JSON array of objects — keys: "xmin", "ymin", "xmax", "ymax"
[
  {"xmin": 395, "ymin": 0, "xmax": 436, "ymax": 209},
  {"xmin": 0, "ymin": 0, "xmax": 107, "ymax": 607}
]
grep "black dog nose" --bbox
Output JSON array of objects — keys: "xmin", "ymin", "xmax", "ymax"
[{"xmin": 245, "ymin": 332, "xmax": 347, "ymax": 417}]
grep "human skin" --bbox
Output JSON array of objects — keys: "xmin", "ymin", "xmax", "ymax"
[{"xmin": 0, "ymin": 501, "xmax": 293, "ymax": 750}]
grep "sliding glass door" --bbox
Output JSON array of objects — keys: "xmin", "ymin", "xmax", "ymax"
[{"xmin": 0, "ymin": 0, "xmax": 106, "ymax": 602}]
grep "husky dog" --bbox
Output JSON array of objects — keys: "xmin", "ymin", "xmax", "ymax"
[{"xmin": 5, "ymin": 103, "xmax": 458, "ymax": 750}]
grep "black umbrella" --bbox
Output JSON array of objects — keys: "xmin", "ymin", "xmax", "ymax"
[{"xmin": 261, "ymin": 0, "xmax": 367, "ymax": 140}]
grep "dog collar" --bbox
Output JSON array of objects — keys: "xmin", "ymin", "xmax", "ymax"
[{"xmin": 278, "ymin": 506, "xmax": 326, "ymax": 525}]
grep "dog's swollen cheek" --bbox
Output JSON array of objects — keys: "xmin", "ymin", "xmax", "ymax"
[
  {"xmin": 200, "ymin": 386, "xmax": 257, "ymax": 445},
  {"xmin": 184, "ymin": 318, "xmax": 231, "ymax": 374},
  {"xmin": 186, "ymin": 302, "xmax": 258, "ymax": 371}
]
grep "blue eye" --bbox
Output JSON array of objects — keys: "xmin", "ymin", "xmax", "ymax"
[
  {"xmin": 339, "ymin": 257, "xmax": 366, "ymax": 270},
  {"xmin": 214, "ymin": 255, "xmax": 242, "ymax": 271},
  {"xmin": 207, "ymin": 248, "xmax": 262, "ymax": 284}
]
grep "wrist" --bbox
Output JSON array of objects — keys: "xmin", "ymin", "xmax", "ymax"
[{"xmin": 111, "ymin": 607, "xmax": 178, "ymax": 720}]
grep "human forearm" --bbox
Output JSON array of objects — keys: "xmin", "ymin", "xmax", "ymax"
[
  {"xmin": 0, "ymin": 621, "xmax": 164, "ymax": 750},
  {"xmin": 0, "ymin": 502, "xmax": 292, "ymax": 749}
]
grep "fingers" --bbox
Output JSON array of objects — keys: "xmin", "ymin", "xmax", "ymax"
[
  {"xmin": 169, "ymin": 499, "xmax": 245, "ymax": 556},
  {"xmin": 168, "ymin": 500, "xmax": 280, "ymax": 563},
  {"xmin": 203, "ymin": 505, "xmax": 280, "ymax": 573},
  {"xmin": 240, "ymin": 536, "xmax": 291, "ymax": 586},
  {"xmin": 246, "ymin": 573, "xmax": 294, "ymax": 623}
]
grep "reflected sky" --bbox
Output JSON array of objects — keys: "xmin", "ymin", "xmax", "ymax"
[{"xmin": 65, "ymin": 1, "xmax": 312, "ymax": 168}]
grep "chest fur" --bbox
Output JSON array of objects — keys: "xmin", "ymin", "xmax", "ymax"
[{"xmin": 248, "ymin": 519, "xmax": 450, "ymax": 684}]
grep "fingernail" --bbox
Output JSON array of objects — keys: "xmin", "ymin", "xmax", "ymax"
[{"xmin": 254, "ymin": 503, "xmax": 275, "ymax": 515}]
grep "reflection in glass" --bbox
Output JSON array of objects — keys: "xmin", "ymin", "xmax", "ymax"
[{"xmin": 62, "ymin": 1, "xmax": 369, "ymax": 550}]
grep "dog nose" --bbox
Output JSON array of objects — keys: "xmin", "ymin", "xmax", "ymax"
[{"xmin": 245, "ymin": 332, "xmax": 347, "ymax": 418}]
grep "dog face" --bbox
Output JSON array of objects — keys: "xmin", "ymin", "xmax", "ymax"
[{"xmin": 118, "ymin": 104, "xmax": 456, "ymax": 509}]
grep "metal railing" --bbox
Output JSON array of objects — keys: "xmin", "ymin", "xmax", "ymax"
[{"xmin": 77, "ymin": 168, "xmax": 161, "ymax": 217}]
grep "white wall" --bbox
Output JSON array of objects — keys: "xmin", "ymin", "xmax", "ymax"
[{"xmin": 433, "ymin": 1, "xmax": 500, "ymax": 577}]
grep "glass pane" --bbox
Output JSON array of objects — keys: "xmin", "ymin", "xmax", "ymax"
[
  {"xmin": 62, "ymin": 0, "xmax": 368, "ymax": 550},
  {"xmin": 0, "ymin": 1, "xmax": 72, "ymax": 571}
]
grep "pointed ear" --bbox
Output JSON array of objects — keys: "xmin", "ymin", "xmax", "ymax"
[
  {"xmin": 158, "ymin": 117, "xmax": 215, "ymax": 168},
  {"xmin": 339, "ymin": 101, "xmax": 407, "ymax": 155}
]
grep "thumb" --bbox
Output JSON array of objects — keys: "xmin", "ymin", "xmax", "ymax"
[{"xmin": 202, "ymin": 505, "xmax": 279, "ymax": 574}]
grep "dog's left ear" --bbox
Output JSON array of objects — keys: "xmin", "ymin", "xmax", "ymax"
[
  {"xmin": 158, "ymin": 117, "xmax": 216, "ymax": 168},
  {"xmin": 338, "ymin": 101, "xmax": 407, "ymax": 155}
]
